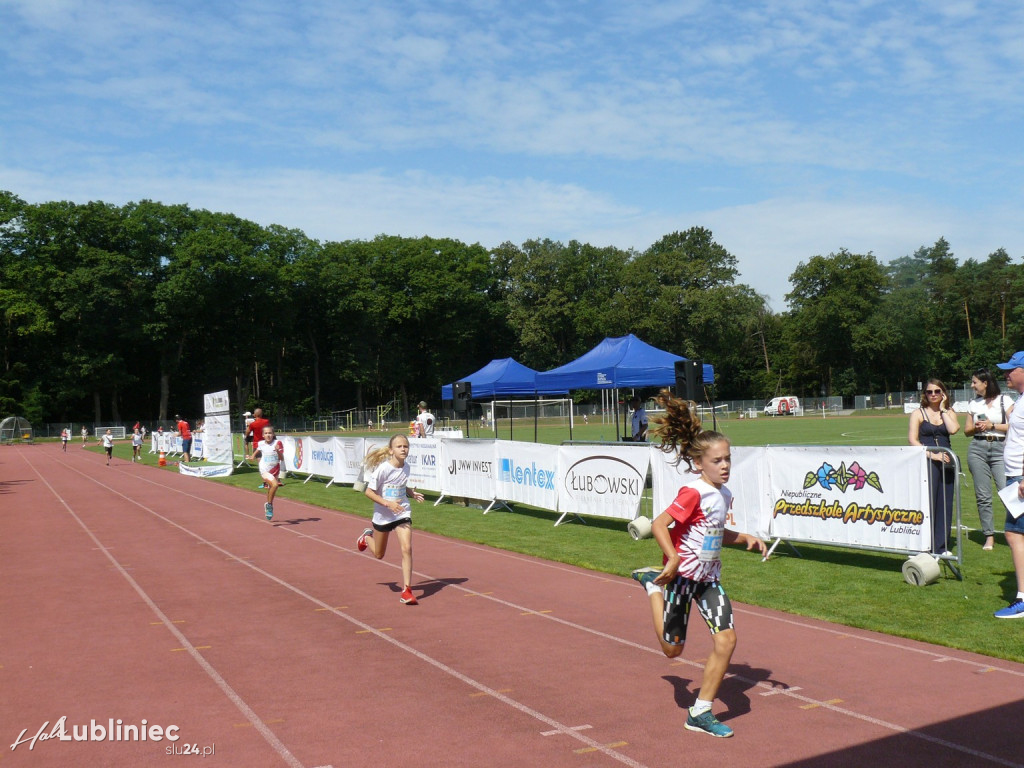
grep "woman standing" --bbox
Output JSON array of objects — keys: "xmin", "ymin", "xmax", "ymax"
[
  {"xmin": 908, "ymin": 378, "xmax": 960, "ymax": 555},
  {"xmin": 965, "ymin": 368, "xmax": 1013, "ymax": 551}
]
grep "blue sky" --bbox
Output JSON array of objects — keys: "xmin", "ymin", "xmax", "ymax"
[{"xmin": 2, "ymin": 0, "xmax": 1023, "ymax": 310}]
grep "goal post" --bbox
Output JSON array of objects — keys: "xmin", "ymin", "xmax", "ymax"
[
  {"xmin": 94, "ymin": 426, "xmax": 127, "ymax": 439},
  {"xmin": 486, "ymin": 398, "xmax": 574, "ymax": 427}
]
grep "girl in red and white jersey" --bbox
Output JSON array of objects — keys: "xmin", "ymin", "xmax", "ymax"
[
  {"xmin": 631, "ymin": 388, "xmax": 766, "ymax": 739},
  {"xmin": 250, "ymin": 425, "xmax": 284, "ymax": 521}
]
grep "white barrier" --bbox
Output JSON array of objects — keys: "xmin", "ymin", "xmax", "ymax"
[{"xmin": 233, "ymin": 434, "xmax": 941, "ymax": 556}]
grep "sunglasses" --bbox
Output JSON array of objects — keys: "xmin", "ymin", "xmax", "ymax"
[{"xmin": 925, "ymin": 389, "xmax": 943, "ymax": 395}]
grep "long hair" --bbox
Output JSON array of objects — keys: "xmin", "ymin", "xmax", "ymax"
[
  {"xmin": 364, "ymin": 434, "xmax": 408, "ymax": 471},
  {"xmin": 973, "ymin": 368, "xmax": 1001, "ymax": 400},
  {"xmin": 918, "ymin": 378, "xmax": 948, "ymax": 408},
  {"xmin": 650, "ymin": 388, "xmax": 728, "ymax": 471}
]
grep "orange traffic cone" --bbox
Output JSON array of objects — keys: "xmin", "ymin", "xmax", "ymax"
[{"xmin": 158, "ymin": 449, "xmax": 167, "ymax": 466}]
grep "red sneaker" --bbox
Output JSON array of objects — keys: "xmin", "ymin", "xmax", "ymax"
[
  {"xmin": 356, "ymin": 528, "xmax": 372, "ymax": 552},
  {"xmin": 399, "ymin": 586, "xmax": 417, "ymax": 605}
]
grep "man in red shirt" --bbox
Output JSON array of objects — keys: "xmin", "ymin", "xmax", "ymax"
[
  {"xmin": 245, "ymin": 408, "xmax": 270, "ymax": 448},
  {"xmin": 176, "ymin": 414, "xmax": 192, "ymax": 463}
]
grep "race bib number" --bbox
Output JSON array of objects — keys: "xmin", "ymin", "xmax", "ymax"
[
  {"xmin": 382, "ymin": 484, "xmax": 404, "ymax": 502},
  {"xmin": 699, "ymin": 527, "xmax": 724, "ymax": 563}
]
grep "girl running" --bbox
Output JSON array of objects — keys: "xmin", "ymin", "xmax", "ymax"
[
  {"xmin": 131, "ymin": 428, "xmax": 143, "ymax": 462},
  {"xmin": 632, "ymin": 388, "xmax": 766, "ymax": 739},
  {"xmin": 356, "ymin": 434, "xmax": 425, "ymax": 605},
  {"xmin": 60, "ymin": 428, "xmax": 69, "ymax": 452},
  {"xmin": 250, "ymin": 425, "xmax": 284, "ymax": 521},
  {"xmin": 100, "ymin": 429, "xmax": 114, "ymax": 466}
]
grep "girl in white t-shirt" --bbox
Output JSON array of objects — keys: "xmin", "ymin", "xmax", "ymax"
[
  {"xmin": 631, "ymin": 388, "xmax": 766, "ymax": 739},
  {"xmin": 965, "ymin": 368, "xmax": 1014, "ymax": 551},
  {"xmin": 251, "ymin": 426, "xmax": 284, "ymax": 522},
  {"xmin": 356, "ymin": 434, "xmax": 425, "ymax": 605}
]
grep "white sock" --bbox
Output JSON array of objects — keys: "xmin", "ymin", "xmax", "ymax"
[
  {"xmin": 1017, "ymin": 592, "xmax": 1024, "ymax": 601},
  {"xmin": 690, "ymin": 699, "xmax": 712, "ymax": 716},
  {"xmin": 645, "ymin": 582, "xmax": 660, "ymax": 596}
]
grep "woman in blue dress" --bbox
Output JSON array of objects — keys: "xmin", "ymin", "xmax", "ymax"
[{"xmin": 908, "ymin": 378, "xmax": 961, "ymax": 555}]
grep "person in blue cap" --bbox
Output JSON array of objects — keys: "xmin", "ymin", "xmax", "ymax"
[{"xmin": 993, "ymin": 351, "xmax": 1024, "ymax": 618}]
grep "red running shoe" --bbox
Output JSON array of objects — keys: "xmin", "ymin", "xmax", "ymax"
[
  {"xmin": 399, "ymin": 586, "xmax": 417, "ymax": 605},
  {"xmin": 356, "ymin": 528, "xmax": 372, "ymax": 552}
]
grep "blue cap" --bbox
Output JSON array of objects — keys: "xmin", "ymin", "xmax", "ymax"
[{"xmin": 996, "ymin": 351, "xmax": 1024, "ymax": 370}]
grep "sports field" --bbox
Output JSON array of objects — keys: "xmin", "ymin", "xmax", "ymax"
[{"xmin": 120, "ymin": 410, "xmax": 1022, "ymax": 664}]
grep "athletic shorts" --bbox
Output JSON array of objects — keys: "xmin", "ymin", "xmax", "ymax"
[
  {"xmin": 181, "ymin": 438, "xmax": 193, "ymax": 453},
  {"xmin": 373, "ymin": 517, "xmax": 411, "ymax": 534},
  {"xmin": 1004, "ymin": 477, "xmax": 1024, "ymax": 535},
  {"xmin": 260, "ymin": 466, "xmax": 281, "ymax": 484},
  {"xmin": 662, "ymin": 577, "xmax": 734, "ymax": 647}
]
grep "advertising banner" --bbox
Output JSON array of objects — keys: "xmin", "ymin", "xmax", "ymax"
[
  {"xmin": 494, "ymin": 440, "xmax": 559, "ymax": 511},
  {"xmin": 766, "ymin": 446, "xmax": 930, "ymax": 552},
  {"xmin": 200, "ymin": 391, "xmax": 233, "ymax": 467},
  {"xmin": 333, "ymin": 438, "xmax": 367, "ymax": 484},
  {"xmin": 556, "ymin": 444, "xmax": 650, "ymax": 520},
  {"xmin": 440, "ymin": 439, "xmax": 497, "ymax": 500},
  {"xmin": 304, "ymin": 436, "xmax": 339, "ymax": 480},
  {"xmin": 649, "ymin": 445, "xmax": 769, "ymax": 536},
  {"xmin": 282, "ymin": 436, "xmax": 306, "ymax": 474},
  {"xmin": 407, "ymin": 438, "xmax": 442, "ymax": 493}
]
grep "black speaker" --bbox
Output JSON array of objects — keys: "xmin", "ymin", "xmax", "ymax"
[
  {"xmin": 452, "ymin": 381, "xmax": 472, "ymax": 413},
  {"xmin": 674, "ymin": 359, "xmax": 702, "ymax": 401}
]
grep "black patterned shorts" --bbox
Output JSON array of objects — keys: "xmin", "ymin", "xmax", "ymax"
[{"xmin": 662, "ymin": 577, "xmax": 734, "ymax": 646}]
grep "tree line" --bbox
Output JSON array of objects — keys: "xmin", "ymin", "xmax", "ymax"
[{"xmin": 0, "ymin": 190, "xmax": 1019, "ymax": 425}]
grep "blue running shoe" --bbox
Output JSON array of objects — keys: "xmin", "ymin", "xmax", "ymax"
[
  {"xmin": 265, "ymin": 502, "xmax": 273, "ymax": 521},
  {"xmin": 994, "ymin": 598, "xmax": 1024, "ymax": 619},
  {"xmin": 685, "ymin": 710, "xmax": 733, "ymax": 738},
  {"xmin": 631, "ymin": 566, "xmax": 661, "ymax": 589}
]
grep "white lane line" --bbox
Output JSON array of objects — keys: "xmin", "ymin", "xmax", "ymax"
[
  {"xmin": 23, "ymin": 456, "xmax": 306, "ymax": 768},
  {"xmin": 43, "ymin": 457, "xmax": 651, "ymax": 768}
]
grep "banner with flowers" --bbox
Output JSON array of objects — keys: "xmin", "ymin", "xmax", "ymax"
[{"xmin": 766, "ymin": 446, "xmax": 930, "ymax": 552}]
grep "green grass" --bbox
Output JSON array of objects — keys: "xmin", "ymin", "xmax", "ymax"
[{"xmin": 93, "ymin": 413, "xmax": 1024, "ymax": 663}]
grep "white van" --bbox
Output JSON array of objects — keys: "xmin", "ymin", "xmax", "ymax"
[{"xmin": 764, "ymin": 396, "xmax": 800, "ymax": 416}]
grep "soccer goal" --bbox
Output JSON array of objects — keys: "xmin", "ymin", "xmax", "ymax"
[
  {"xmin": 95, "ymin": 426, "xmax": 127, "ymax": 439},
  {"xmin": 487, "ymin": 398, "xmax": 574, "ymax": 427}
]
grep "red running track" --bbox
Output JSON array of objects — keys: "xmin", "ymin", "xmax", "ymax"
[{"xmin": 1, "ymin": 443, "xmax": 1023, "ymax": 768}]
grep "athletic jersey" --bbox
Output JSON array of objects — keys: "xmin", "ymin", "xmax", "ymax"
[
  {"xmin": 367, "ymin": 460, "xmax": 412, "ymax": 526},
  {"xmin": 257, "ymin": 438, "xmax": 283, "ymax": 476},
  {"xmin": 132, "ymin": 432, "xmax": 142, "ymax": 447},
  {"xmin": 416, "ymin": 411, "xmax": 435, "ymax": 437},
  {"xmin": 663, "ymin": 478, "xmax": 733, "ymax": 583},
  {"xmin": 101, "ymin": 434, "xmax": 114, "ymax": 449}
]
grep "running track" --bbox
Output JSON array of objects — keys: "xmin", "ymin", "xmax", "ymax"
[{"xmin": 2, "ymin": 443, "xmax": 1022, "ymax": 767}]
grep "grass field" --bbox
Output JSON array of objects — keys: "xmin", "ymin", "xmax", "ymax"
[{"xmin": 94, "ymin": 411, "xmax": 1024, "ymax": 663}]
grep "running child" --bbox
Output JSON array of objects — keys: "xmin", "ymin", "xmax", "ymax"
[
  {"xmin": 60, "ymin": 428, "xmax": 69, "ymax": 452},
  {"xmin": 131, "ymin": 428, "xmax": 143, "ymax": 462},
  {"xmin": 249, "ymin": 425, "xmax": 284, "ymax": 521},
  {"xmin": 100, "ymin": 428, "xmax": 114, "ymax": 466},
  {"xmin": 631, "ymin": 388, "xmax": 766, "ymax": 739},
  {"xmin": 356, "ymin": 434, "xmax": 425, "ymax": 605}
]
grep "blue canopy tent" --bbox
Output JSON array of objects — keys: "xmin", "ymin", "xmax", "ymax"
[
  {"xmin": 534, "ymin": 334, "xmax": 715, "ymax": 439},
  {"xmin": 441, "ymin": 358, "xmax": 565, "ymax": 400},
  {"xmin": 441, "ymin": 358, "xmax": 568, "ymax": 440}
]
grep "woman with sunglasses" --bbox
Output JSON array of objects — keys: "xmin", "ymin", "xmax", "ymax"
[
  {"xmin": 965, "ymin": 368, "xmax": 1013, "ymax": 551},
  {"xmin": 908, "ymin": 379, "xmax": 961, "ymax": 555}
]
